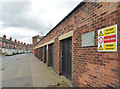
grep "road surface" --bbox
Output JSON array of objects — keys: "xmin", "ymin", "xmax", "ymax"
[
  {"xmin": 0, "ymin": 53, "xmax": 72, "ymax": 88},
  {"xmin": 1, "ymin": 54, "xmax": 32, "ymax": 87}
]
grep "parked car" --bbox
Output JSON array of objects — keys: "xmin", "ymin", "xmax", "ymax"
[
  {"xmin": 17, "ymin": 51, "xmax": 21, "ymax": 54},
  {"xmin": 5, "ymin": 52, "xmax": 13, "ymax": 56},
  {"xmin": 13, "ymin": 52, "xmax": 17, "ymax": 55},
  {"xmin": 25, "ymin": 51, "xmax": 28, "ymax": 53},
  {"xmin": 20, "ymin": 52, "xmax": 23, "ymax": 54}
]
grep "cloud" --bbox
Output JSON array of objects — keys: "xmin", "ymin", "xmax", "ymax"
[
  {"xmin": 1, "ymin": 2, "xmax": 47, "ymax": 32},
  {"xmin": 0, "ymin": 0, "xmax": 82, "ymax": 44}
]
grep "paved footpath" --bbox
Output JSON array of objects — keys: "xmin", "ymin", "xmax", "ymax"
[
  {"xmin": 30, "ymin": 54, "xmax": 73, "ymax": 87},
  {"xmin": 1, "ymin": 54, "xmax": 73, "ymax": 87}
]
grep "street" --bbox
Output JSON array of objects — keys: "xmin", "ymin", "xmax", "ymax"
[
  {"xmin": 0, "ymin": 54, "xmax": 72, "ymax": 87},
  {"xmin": 0, "ymin": 1, "xmax": 119, "ymax": 88},
  {"xmin": 1, "ymin": 54, "xmax": 32, "ymax": 87}
]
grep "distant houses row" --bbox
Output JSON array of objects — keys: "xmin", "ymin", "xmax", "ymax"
[{"xmin": 0, "ymin": 35, "xmax": 32, "ymax": 54}]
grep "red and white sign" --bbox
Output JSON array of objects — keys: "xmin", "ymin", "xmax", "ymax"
[
  {"xmin": 104, "ymin": 34, "xmax": 116, "ymax": 43},
  {"xmin": 99, "ymin": 37, "xmax": 104, "ymax": 44}
]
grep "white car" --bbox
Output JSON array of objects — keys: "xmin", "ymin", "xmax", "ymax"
[{"xmin": 5, "ymin": 52, "xmax": 13, "ymax": 56}]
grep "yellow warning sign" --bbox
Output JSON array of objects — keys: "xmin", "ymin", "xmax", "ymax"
[
  {"xmin": 99, "ymin": 31, "xmax": 103, "ymax": 36},
  {"xmin": 104, "ymin": 25, "xmax": 116, "ymax": 36},
  {"xmin": 99, "ymin": 45, "xmax": 103, "ymax": 50},
  {"xmin": 98, "ymin": 24, "xmax": 117, "ymax": 52},
  {"xmin": 104, "ymin": 43, "xmax": 116, "ymax": 51}
]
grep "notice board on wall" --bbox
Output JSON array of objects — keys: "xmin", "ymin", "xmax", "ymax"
[
  {"xmin": 98, "ymin": 24, "xmax": 117, "ymax": 52},
  {"xmin": 82, "ymin": 31, "xmax": 95, "ymax": 47}
]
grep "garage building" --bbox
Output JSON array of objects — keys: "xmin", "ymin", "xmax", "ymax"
[{"xmin": 33, "ymin": 1, "xmax": 120, "ymax": 88}]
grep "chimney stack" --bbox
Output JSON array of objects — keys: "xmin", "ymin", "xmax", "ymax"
[
  {"xmin": 15, "ymin": 39, "xmax": 17, "ymax": 43},
  {"xmin": 18, "ymin": 41, "xmax": 20, "ymax": 44},
  {"xmin": 9, "ymin": 37, "xmax": 12, "ymax": 41},
  {"xmin": 3, "ymin": 35, "xmax": 6, "ymax": 40}
]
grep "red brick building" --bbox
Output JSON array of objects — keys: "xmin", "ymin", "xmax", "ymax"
[
  {"xmin": 32, "ymin": 35, "xmax": 43, "ymax": 54},
  {"xmin": 33, "ymin": 2, "xmax": 120, "ymax": 88},
  {"xmin": 0, "ymin": 35, "xmax": 32, "ymax": 53}
]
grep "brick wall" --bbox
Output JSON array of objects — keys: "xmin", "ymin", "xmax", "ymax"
[
  {"xmin": 118, "ymin": 1, "xmax": 120, "ymax": 88},
  {"xmin": 32, "ymin": 36, "xmax": 38, "ymax": 54},
  {"xmin": 34, "ymin": 2, "xmax": 119, "ymax": 88},
  {"xmin": 35, "ymin": 14, "xmax": 74, "ymax": 74},
  {"xmin": 72, "ymin": 2, "xmax": 119, "ymax": 87},
  {"xmin": 43, "ymin": 46, "xmax": 45, "ymax": 63}
]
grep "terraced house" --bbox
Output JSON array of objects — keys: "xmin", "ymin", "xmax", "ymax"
[
  {"xmin": 0, "ymin": 35, "xmax": 32, "ymax": 54},
  {"xmin": 33, "ymin": 1, "xmax": 120, "ymax": 88}
]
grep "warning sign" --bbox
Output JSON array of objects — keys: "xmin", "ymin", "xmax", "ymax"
[
  {"xmin": 104, "ymin": 25, "xmax": 116, "ymax": 36},
  {"xmin": 99, "ymin": 37, "xmax": 104, "ymax": 44},
  {"xmin": 104, "ymin": 43, "xmax": 116, "ymax": 51},
  {"xmin": 99, "ymin": 45, "xmax": 103, "ymax": 50},
  {"xmin": 104, "ymin": 34, "xmax": 116, "ymax": 43},
  {"xmin": 98, "ymin": 25, "xmax": 117, "ymax": 52},
  {"xmin": 99, "ymin": 31, "xmax": 104, "ymax": 36}
]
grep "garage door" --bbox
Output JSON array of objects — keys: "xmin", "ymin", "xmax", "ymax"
[
  {"xmin": 44, "ymin": 46, "xmax": 47, "ymax": 63},
  {"xmin": 62, "ymin": 37, "xmax": 72, "ymax": 80},
  {"xmin": 40, "ymin": 47, "xmax": 43, "ymax": 61},
  {"xmin": 49, "ymin": 44, "xmax": 54, "ymax": 67}
]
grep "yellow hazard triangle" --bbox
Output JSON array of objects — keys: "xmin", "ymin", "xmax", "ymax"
[
  {"xmin": 99, "ymin": 31, "xmax": 103, "ymax": 36},
  {"xmin": 99, "ymin": 45, "xmax": 103, "ymax": 50}
]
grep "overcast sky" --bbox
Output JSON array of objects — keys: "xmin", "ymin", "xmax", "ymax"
[{"xmin": 0, "ymin": 0, "xmax": 82, "ymax": 44}]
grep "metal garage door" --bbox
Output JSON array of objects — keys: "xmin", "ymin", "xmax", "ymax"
[
  {"xmin": 62, "ymin": 37, "xmax": 72, "ymax": 80},
  {"xmin": 41, "ymin": 47, "xmax": 43, "ymax": 61},
  {"xmin": 44, "ymin": 46, "xmax": 47, "ymax": 63},
  {"xmin": 49, "ymin": 44, "xmax": 53, "ymax": 67}
]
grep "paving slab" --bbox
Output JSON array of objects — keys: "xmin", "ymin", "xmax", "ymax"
[{"xmin": 30, "ymin": 55, "xmax": 73, "ymax": 87}]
